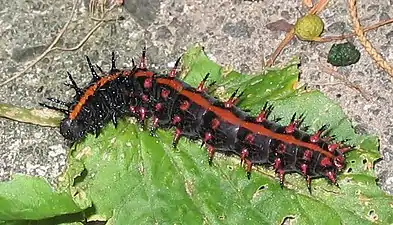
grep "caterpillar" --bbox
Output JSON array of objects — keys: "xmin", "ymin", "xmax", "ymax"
[{"xmin": 41, "ymin": 48, "xmax": 353, "ymax": 192}]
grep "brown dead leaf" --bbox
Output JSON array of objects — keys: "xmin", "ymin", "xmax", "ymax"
[{"xmin": 266, "ymin": 19, "xmax": 293, "ymax": 32}]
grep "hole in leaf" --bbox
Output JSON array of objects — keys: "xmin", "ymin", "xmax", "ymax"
[
  {"xmin": 346, "ymin": 167, "xmax": 352, "ymax": 173},
  {"xmin": 362, "ymin": 159, "xmax": 368, "ymax": 164},
  {"xmin": 73, "ymin": 168, "xmax": 88, "ymax": 185},
  {"xmin": 218, "ymin": 214, "xmax": 225, "ymax": 220},
  {"xmin": 351, "ymin": 160, "xmax": 356, "ymax": 164},
  {"xmin": 258, "ymin": 184, "xmax": 268, "ymax": 191},
  {"xmin": 282, "ymin": 216, "xmax": 296, "ymax": 225},
  {"xmin": 227, "ymin": 165, "xmax": 234, "ymax": 170},
  {"xmin": 368, "ymin": 209, "xmax": 378, "ymax": 221}
]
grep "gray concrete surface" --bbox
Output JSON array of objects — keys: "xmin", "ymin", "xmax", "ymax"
[{"xmin": 0, "ymin": 0, "xmax": 392, "ymax": 194}]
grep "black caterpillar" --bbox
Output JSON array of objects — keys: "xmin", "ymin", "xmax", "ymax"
[{"xmin": 41, "ymin": 48, "xmax": 353, "ymax": 192}]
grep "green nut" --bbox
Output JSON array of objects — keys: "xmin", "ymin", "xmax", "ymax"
[{"xmin": 294, "ymin": 14, "xmax": 324, "ymax": 41}]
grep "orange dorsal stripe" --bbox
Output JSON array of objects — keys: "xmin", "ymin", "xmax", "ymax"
[
  {"xmin": 70, "ymin": 70, "xmax": 154, "ymax": 120},
  {"xmin": 151, "ymin": 76, "xmax": 334, "ymax": 159},
  {"xmin": 70, "ymin": 70, "xmax": 334, "ymax": 158},
  {"xmin": 69, "ymin": 73, "xmax": 122, "ymax": 120}
]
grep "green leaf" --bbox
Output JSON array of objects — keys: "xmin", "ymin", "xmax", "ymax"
[
  {"xmin": 0, "ymin": 174, "xmax": 89, "ymax": 221},
  {"xmin": 1, "ymin": 45, "xmax": 389, "ymax": 224},
  {"xmin": 0, "ymin": 220, "xmax": 29, "ymax": 225},
  {"xmin": 59, "ymin": 45, "xmax": 391, "ymax": 224}
]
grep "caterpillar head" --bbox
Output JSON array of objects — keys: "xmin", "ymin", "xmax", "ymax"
[{"xmin": 60, "ymin": 118, "xmax": 86, "ymax": 142}]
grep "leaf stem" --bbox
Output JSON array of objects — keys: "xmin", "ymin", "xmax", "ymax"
[{"xmin": 0, "ymin": 103, "xmax": 62, "ymax": 127}]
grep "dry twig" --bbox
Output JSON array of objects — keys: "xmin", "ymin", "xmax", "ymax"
[
  {"xmin": 89, "ymin": 0, "xmax": 124, "ymax": 20},
  {"xmin": 347, "ymin": 0, "xmax": 393, "ymax": 77},
  {"xmin": 303, "ymin": 0, "xmax": 313, "ymax": 8},
  {"xmin": 315, "ymin": 18, "xmax": 393, "ymax": 43},
  {"xmin": 0, "ymin": 0, "xmax": 79, "ymax": 86},
  {"xmin": 266, "ymin": 0, "xmax": 393, "ymax": 70},
  {"xmin": 266, "ymin": 0, "xmax": 329, "ymax": 67},
  {"xmin": 319, "ymin": 63, "xmax": 371, "ymax": 101},
  {"xmin": 0, "ymin": 0, "xmax": 121, "ymax": 87}
]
